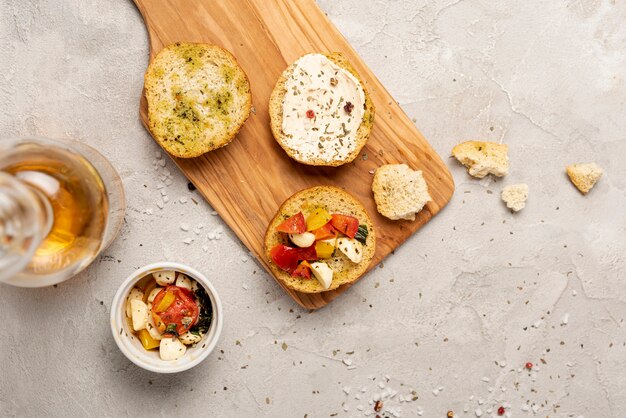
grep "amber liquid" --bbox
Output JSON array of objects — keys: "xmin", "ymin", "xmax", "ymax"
[{"xmin": 1, "ymin": 144, "xmax": 108, "ymax": 276}]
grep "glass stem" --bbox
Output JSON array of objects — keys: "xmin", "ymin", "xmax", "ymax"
[{"xmin": 0, "ymin": 172, "xmax": 52, "ymax": 283}]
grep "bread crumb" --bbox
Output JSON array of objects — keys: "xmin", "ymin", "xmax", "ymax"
[
  {"xmin": 566, "ymin": 162, "xmax": 603, "ymax": 194},
  {"xmin": 501, "ymin": 184, "xmax": 529, "ymax": 212}
]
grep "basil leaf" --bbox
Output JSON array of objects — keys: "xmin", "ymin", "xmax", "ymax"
[
  {"xmin": 189, "ymin": 286, "xmax": 213, "ymax": 335},
  {"xmin": 165, "ymin": 323, "xmax": 178, "ymax": 336},
  {"xmin": 355, "ymin": 224, "xmax": 368, "ymax": 244}
]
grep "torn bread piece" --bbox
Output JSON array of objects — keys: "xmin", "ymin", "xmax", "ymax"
[
  {"xmin": 372, "ymin": 164, "xmax": 431, "ymax": 221},
  {"xmin": 501, "ymin": 184, "xmax": 529, "ymax": 212},
  {"xmin": 566, "ymin": 163, "xmax": 603, "ymax": 194},
  {"xmin": 452, "ymin": 141, "xmax": 509, "ymax": 178}
]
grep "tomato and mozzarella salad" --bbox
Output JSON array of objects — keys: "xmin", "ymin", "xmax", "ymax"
[
  {"xmin": 125, "ymin": 270, "xmax": 212, "ymax": 361},
  {"xmin": 269, "ymin": 207, "xmax": 369, "ymax": 289}
]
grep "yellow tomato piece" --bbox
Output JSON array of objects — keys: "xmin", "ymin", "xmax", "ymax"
[
  {"xmin": 306, "ymin": 207, "xmax": 332, "ymax": 231},
  {"xmin": 154, "ymin": 291, "xmax": 175, "ymax": 313},
  {"xmin": 315, "ymin": 240, "xmax": 336, "ymax": 259},
  {"xmin": 137, "ymin": 329, "xmax": 160, "ymax": 350}
]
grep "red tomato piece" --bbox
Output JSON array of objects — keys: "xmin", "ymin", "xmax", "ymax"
[
  {"xmin": 330, "ymin": 214, "xmax": 359, "ymax": 238},
  {"xmin": 311, "ymin": 222, "xmax": 337, "ymax": 241},
  {"xmin": 151, "ymin": 286, "xmax": 199, "ymax": 336},
  {"xmin": 276, "ymin": 212, "xmax": 306, "ymax": 234},
  {"xmin": 270, "ymin": 244, "xmax": 300, "ymax": 272},
  {"xmin": 291, "ymin": 261, "xmax": 312, "ymax": 279},
  {"xmin": 297, "ymin": 245, "xmax": 317, "ymax": 261}
]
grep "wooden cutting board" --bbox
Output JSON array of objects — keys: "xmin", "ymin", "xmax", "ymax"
[{"xmin": 134, "ymin": 0, "xmax": 454, "ymax": 309}]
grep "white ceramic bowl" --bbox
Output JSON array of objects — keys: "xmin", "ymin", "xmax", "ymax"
[{"xmin": 111, "ymin": 262, "xmax": 223, "ymax": 373}]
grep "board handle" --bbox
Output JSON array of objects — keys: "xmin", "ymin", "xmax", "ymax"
[{"xmin": 132, "ymin": 0, "xmax": 167, "ymax": 59}]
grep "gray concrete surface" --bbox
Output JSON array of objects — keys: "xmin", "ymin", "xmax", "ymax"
[{"xmin": 1, "ymin": 0, "xmax": 625, "ymax": 417}]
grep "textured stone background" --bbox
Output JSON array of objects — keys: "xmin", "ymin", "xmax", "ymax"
[{"xmin": 1, "ymin": 0, "xmax": 625, "ymax": 417}]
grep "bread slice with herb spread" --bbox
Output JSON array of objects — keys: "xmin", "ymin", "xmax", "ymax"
[
  {"xmin": 269, "ymin": 53, "xmax": 375, "ymax": 167},
  {"xmin": 264, "ymin": 186, "xmax": 376, "ymax": 293},
  {"xmin": 451, "ymin": 141, "xmax": 509, "ymax": 178},
  {"xmin": 144, "ymin": 42, "xmax": 252, "ymax": 158}
]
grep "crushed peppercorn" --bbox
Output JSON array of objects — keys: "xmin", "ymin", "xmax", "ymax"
[
  {"xmin": 344, "ymin": 101, "xmax": 354, "ymax": 114},
  {"xmin": 374, "ymin": 400, "xmax": 383, "ymax": 412}
]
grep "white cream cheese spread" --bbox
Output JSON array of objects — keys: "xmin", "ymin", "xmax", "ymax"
[{"xmin": 281, "ymin": 53, "xmax": 365, "ymax": 163}]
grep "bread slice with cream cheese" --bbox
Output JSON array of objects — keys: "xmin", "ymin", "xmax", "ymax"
[{"xmin": 269, "ymin": 53, "xmax": 375, "ymax": 167}]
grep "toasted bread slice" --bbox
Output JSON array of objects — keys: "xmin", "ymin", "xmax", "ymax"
[
  {"xmin": 501, "ymin": 184, "xmax": 529, "ymax": 212},
  {"xmin": 264, "ymin": 186, "xmax": 376, "ymax": 293},
  {"xmin": 452, "ymin": 141, "xmax": 509, "ymax": 178},
  {"xmin": 372, "ymin": 164, "xmax": 431, "ymax": 221},
  {"xmin": 269, "ymin": 53, "xmax": 375, "ymax": 166},
  {"xmin": 566, "ymin": 163, "xmax": 603, "ymax": 194},
  {"xmin": 144, "ymin": 42, "xmax": 252, "ymax": 158}
]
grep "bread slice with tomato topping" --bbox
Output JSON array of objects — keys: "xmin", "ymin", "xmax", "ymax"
[{"xmin": 264, "ymin": 186, "xmax": 376, "ymax": 293}]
